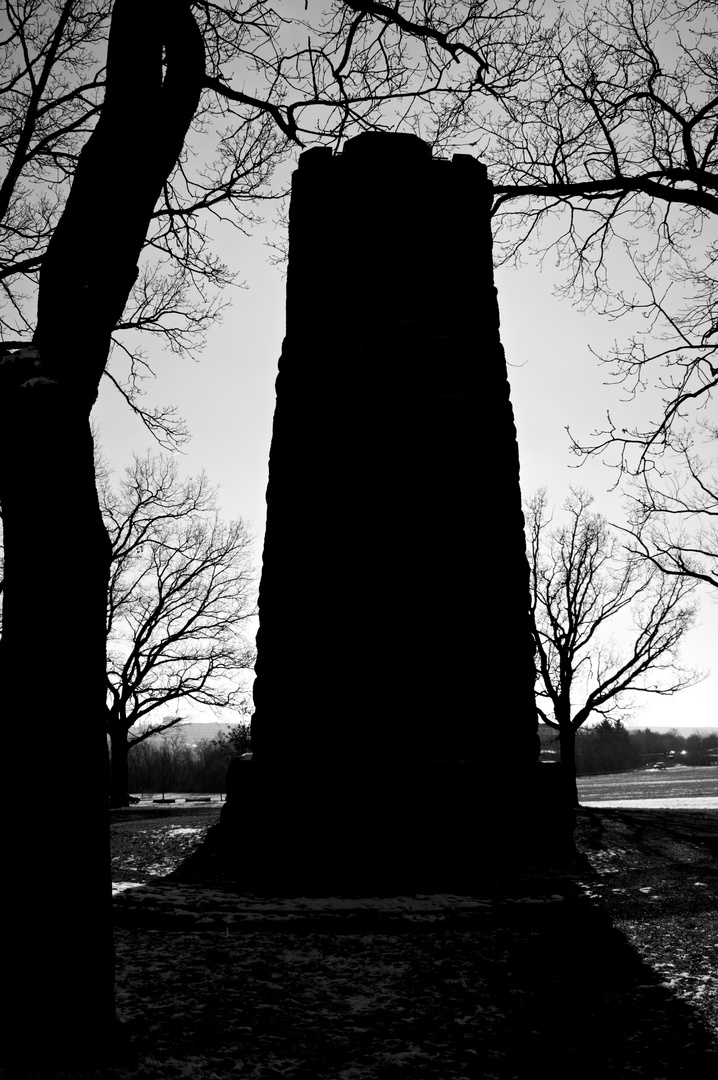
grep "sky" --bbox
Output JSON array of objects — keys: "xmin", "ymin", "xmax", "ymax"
[{"xmin": 92, "ymin": 150, "xmax": 718, "ymax": 733}]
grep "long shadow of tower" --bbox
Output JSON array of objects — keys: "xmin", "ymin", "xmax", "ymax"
[{"xmin": 221, "ymin": 132, "xmax": 571, "ymax": 890}]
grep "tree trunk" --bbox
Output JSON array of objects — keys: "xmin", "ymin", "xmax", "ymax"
[
  {"xmin": 109, "ymin": 718, "xmax": 131, "ymax": 808},
  {"xmin": 0, "ymin": 390, "xmax": 116, "ymax": 1067},
  {"xmin": 0, "ymin": 3, "xmax": 204, "ymax": 1065},
  {"xmin": 558, "ymin": 724, "xmax": 580, "ymax": 808}
]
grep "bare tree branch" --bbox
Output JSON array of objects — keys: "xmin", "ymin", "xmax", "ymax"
[
  {"xmin": 351, "ymin": 3, "xmax": 718, "ymax": 483},
  {"xmin": 621, "ymin": 429, "xmax": 718, "ymax": 589}
]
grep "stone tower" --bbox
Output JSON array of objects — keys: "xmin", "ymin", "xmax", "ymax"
[{"xmin": 220, "ymin": 133, "xmax": 570, "ymax": 888}]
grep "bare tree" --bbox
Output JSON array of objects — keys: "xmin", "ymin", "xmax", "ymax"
[
  {"xmin": 103, "ymin": 452, "xmax": 255, "ymax": 807},
  {"xmin": 526, "ymin": 488, "xmax": 701, "ymax": 806}
]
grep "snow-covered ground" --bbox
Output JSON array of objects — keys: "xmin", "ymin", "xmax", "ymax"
[
  {"xmin": 577, "ymin": 765, "xmax": 718, "ymax": 810},
  {"xmin": 581, "ymin": 796, "xmax": 718, "ymax": 809}
]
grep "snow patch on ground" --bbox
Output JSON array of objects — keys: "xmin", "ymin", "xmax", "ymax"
[
  {"xmin": 110, "ymin": 885, "xmax": 577, "ymax": 929},
  {"xmin": 111, "ymin": 886, "xmax": 498, "ymax": 907}
]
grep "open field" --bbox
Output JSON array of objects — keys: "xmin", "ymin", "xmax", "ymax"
[{"xmin": 578, "ymin": 765, "xmax": 718, "ymax": 806}]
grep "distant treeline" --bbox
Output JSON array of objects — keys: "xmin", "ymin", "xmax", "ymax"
[
  {"xmin": 124, "ymin": 727, "xmax": 251, "ymax": 795},
  {"xmin": 540, "ymin": 721, "xmax": 718, "ymax": 776},
  {"xmin": 122, "ymin": 721, "xmax": 717, "ymax": 792}
]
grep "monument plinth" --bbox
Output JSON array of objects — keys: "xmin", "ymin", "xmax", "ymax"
[{"xmin": 219, "ymin": 133, "xmax": 572, "ymax": 889}]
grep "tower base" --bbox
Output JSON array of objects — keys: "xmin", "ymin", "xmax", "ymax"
[{"xmin": 216, "ymin": 759, "xmax": 575, "ymax": 893}]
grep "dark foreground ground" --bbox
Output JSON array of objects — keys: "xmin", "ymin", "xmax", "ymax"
[{"xmin": 11, "ymin": 797, "xmax": 718, "ymax": 1079}]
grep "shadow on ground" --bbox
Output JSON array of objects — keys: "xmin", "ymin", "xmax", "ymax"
[
  {"xmin": 579, "ymin": 805, "xmax": 718, "ymax": 864},
  {"xmin": 577, "ymin": 806, "xmax": 718, "ymax": 917},
  {"xmin": 110, "ymin": 824, "xmax": 718, "ymax": 1079}
]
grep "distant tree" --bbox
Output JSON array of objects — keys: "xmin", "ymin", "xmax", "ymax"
[
  {"xmin": 192, "ymin": 732, "xmax": 243, "ymax": 791},
  {"xmin": 620, "ymin": 726, "xmax": 671, "ymax": 766},
  {"xmin": 683, "ymin": 731, "xmax": 716, "ymax": 766},
  {"xmin": 590, "ymin": 718, "xmax": 633, "ymax": 774},
  {"xmin": 125, "ymin": 727, "xmax": 248, "ymax": 793},
  {"xmin": 210, "ymin": 723, "xmax": 252, "ymax": 762},
  {"xmin": 565, "ymin": 721, "xmax": 656, "ymax": 775},
  {"xmin": 118, "ymin": 713, "xmax": 187, "ymax": 793},
  {"xmin": 103, "ymin": 452, "xmax": 255, "ymax": 807},
  {"xmin": 526, "ymin": 488, "xmax": 701, "ymax": 806},
  {"xmin": 125, "ymin": 729, "xmax": 184, "ymax": 794}
]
